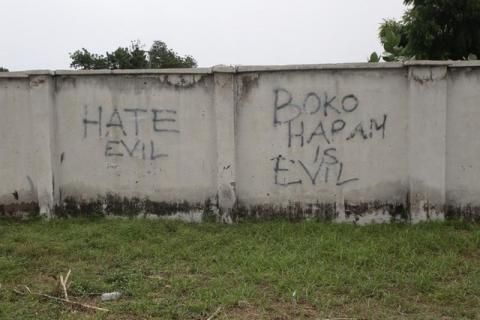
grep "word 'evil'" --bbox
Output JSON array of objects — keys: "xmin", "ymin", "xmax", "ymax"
[
  {"xmin": 272, "ymin": 147, "xmax": 358, "ymax": 187},
  {"xmin": 104, "ymin": 139, "xmax": 167, "ymax": 160}
]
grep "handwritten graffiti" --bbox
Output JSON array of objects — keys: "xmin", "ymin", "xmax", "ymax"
[
  {"xmin": 271, "ymin": 88, "xmax": 387, "ymax": 187},
  {"xmin": 82, "ymin": 106, "xmax": 179, "ymax": 161}
]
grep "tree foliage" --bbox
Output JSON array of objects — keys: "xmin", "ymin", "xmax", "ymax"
[
  {"xmin": 0, "ymin": 67, "xmax": 8, "ymax": 72},
  {"xmin": 70, "ymin": 40, "xmax": 197, "ymax": 70},
  {"xmin": 370, "ymin": 0, "xmax": 480, "ymax": 62},
  {"xmin": 148, "ymin": 41, "xmax": 197, "ymax": 69}
]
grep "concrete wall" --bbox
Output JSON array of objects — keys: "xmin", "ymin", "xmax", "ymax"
[
  {"xmin": 1, "ymin": 62, "xmax": 479, "ymax": 222},
  {"xmin": 0, "ymin": 76, "xmax": 37, "ymax": 214}
]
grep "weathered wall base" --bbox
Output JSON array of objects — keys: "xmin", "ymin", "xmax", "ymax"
[{"xmin": 54, "ymin": 195, "xmax": 214, "ymax": 222}]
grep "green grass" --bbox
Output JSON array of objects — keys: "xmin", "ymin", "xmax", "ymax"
[{"xmin": 0, "ymin": 218, "xmax": 479, "ymax": 319}]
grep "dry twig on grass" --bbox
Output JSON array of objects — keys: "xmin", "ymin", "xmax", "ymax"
[
  {"xmin": 206, "ymin": 306, "xmax": 222, "ymax": 320},
  {"xmin": 59, "ymin": 269, "xmax": 71, "ymax": 300},
  {"xmin": 13, "ymin": 270, "xmax": 109, "ymax": 313},
  {"xmin": 13, "ymin": 285, "xmax": 109, "ymax": 312}
]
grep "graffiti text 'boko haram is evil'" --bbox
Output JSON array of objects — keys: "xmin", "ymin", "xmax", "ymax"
[{"xmin": 271, "ymin": 88, "xmax": 388, "ymax": 187}]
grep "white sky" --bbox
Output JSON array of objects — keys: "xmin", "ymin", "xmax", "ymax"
[{"xmin": 1, "ymin": 0, "xmax": 405, "ymax": 71}]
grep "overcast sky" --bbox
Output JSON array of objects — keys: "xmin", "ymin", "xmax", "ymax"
[{"xmin": 1, "ymin": 0, "xmax": 406, "ymax": 71}]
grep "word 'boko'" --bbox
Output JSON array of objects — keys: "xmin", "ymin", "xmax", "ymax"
[{"xmin": 274, "ymin": 88, "xmax": 359, "ymax": 125}]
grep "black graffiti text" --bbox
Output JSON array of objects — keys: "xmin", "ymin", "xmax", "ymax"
[
  {"xmin": 82, "ymin": 105, "xmax": 180, "ymax": 162},
  {"xmin": 271, "ymin": 88, "xmax": 389, "ymax": 187},
  {"xmin": 83, "ymin": 106, "xmax": 180, "ymax": 138}
]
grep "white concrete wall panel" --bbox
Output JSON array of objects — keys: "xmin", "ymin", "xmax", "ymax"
[{"xmin": 1, "ymin": 62, "xmax": 479, "ymax": 222}]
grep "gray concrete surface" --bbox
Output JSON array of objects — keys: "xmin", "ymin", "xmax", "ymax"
[{"xmin": 0, "ymin": 61, "xmax": 479, "ymax": 222}]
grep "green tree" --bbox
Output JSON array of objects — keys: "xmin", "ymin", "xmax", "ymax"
[
  {"xmin": 69, "ymin": 49, "xmax": 109, "ymax": 69},
  {"xmin": 0, "ymin": 67, "xmax": 8, "ymax": 72},
  {"xmin": 149, "ymin": 41, "xmax": 197, "ymax": 68},
  {"xmin": 369, "ymin": 0, "xmax": 480, "ymax": 62},
  {"xmin": 70, "ymin": 40, "xmax": 197, "ymax": 70},
  {"xmin": 105, "ymin": 40, "xmax": 149, "ymax": 69}
]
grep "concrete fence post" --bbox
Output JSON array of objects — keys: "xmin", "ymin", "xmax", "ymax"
[
  {"xmin": 29, "ymin": 73, "xmax": 56, "ymax": 218},
  {"xmin": 212, "ymin": 66, "xmax": 237, "ymax": 222},
  {"xmin": 406, "ymin": 62, "xmax": 449, "ymax": 222}
]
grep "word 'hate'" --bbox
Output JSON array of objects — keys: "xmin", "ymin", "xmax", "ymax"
[{"xmin": 83, "ymin": 106, "xmax": 179, "ymax": 138}]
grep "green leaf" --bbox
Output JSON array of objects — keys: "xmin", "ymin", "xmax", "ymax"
[{"xmin": 368, "ymin": 52, "xmax": 381, "ymax": 63}]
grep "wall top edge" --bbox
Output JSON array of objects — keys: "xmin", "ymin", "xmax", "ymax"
[
  {"xmin": 235, "ymin": 62, "xmax": 404, "ymax": 72},
  {"xmin": 0, "ymin": 70, "xmax": 53, "ymax": 78},
  {"xmin": 54, "ymin": 68, "xmax": 214, "ymax": 75},
  {"xmin": 2, "ymin": 61, "xmax": 480, "ymax": 78}
]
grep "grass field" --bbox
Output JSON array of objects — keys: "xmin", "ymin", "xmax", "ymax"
[{"xmin": 0, "ymin": 218, "xmax": 479, "ymax": 319}]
